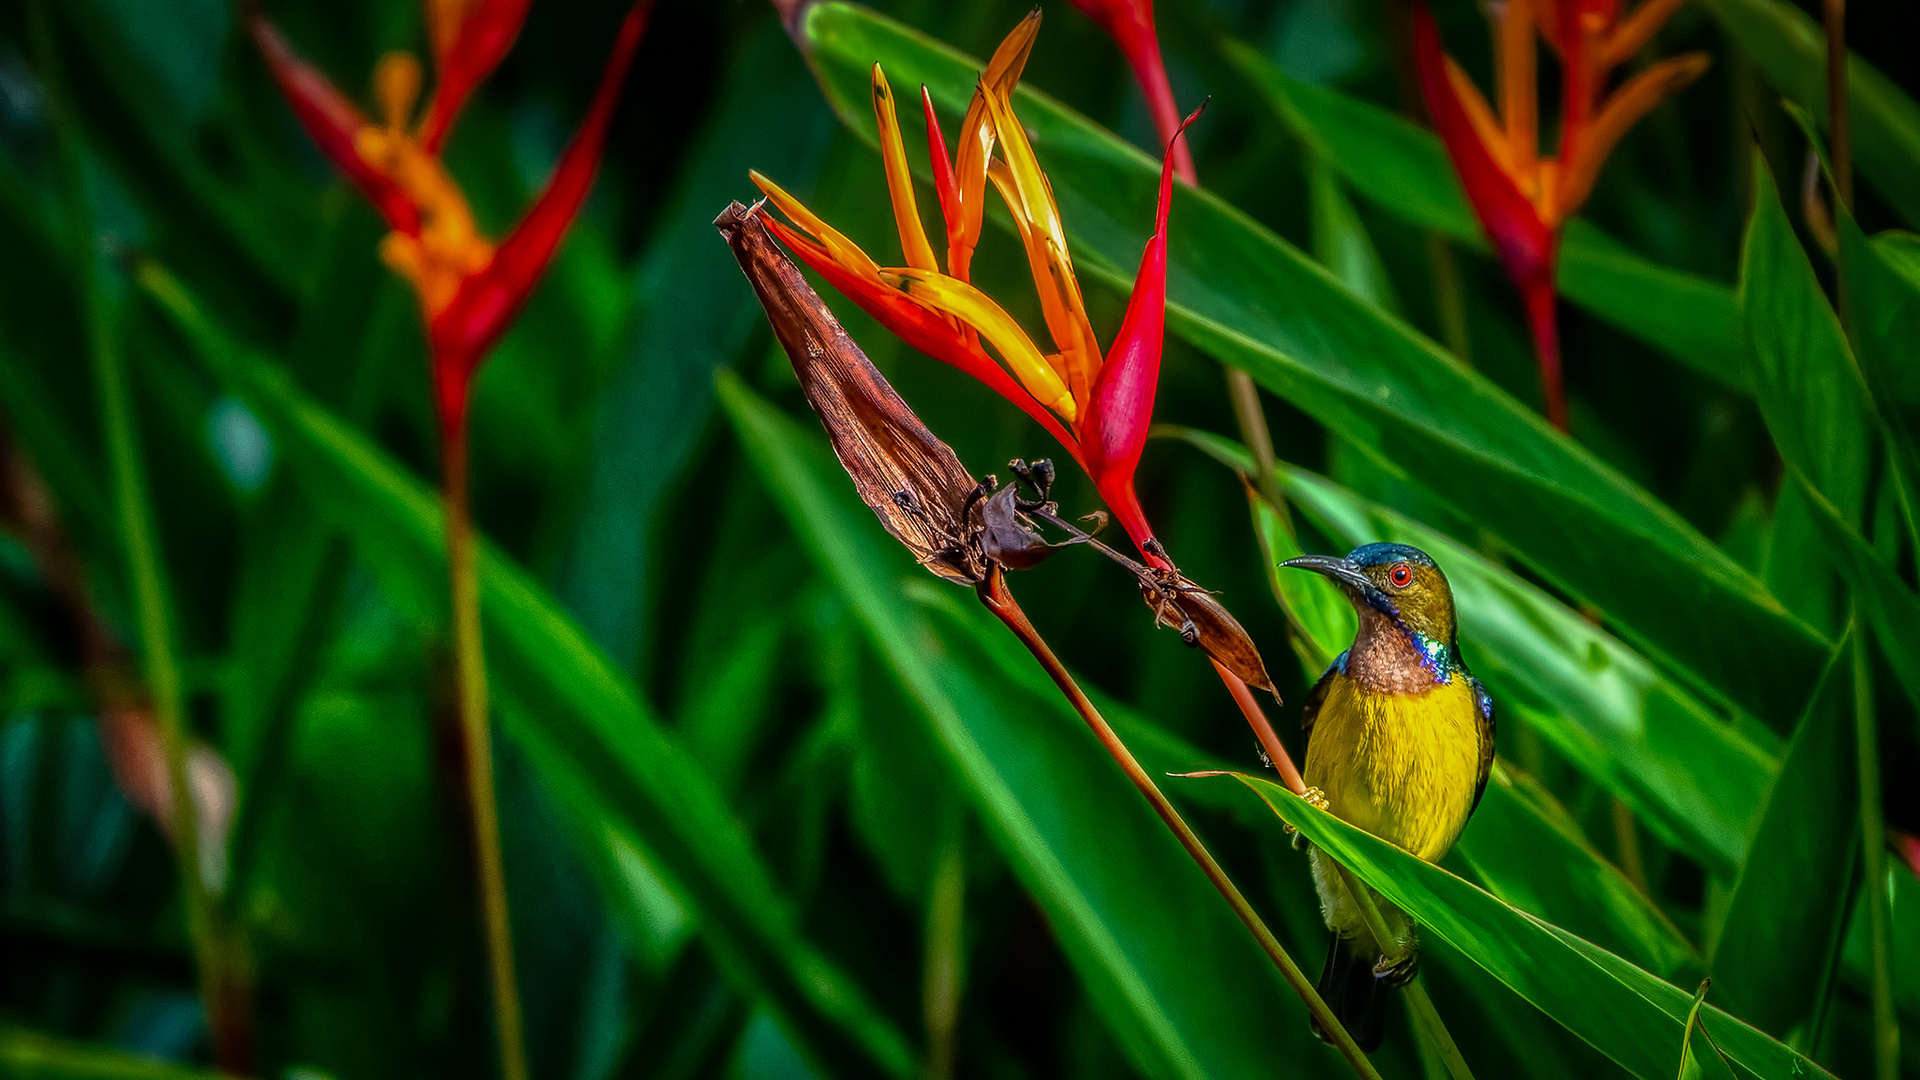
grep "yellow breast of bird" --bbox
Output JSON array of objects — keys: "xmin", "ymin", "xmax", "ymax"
[{"xmin": 1304, "ymin": 672, "xmax": 1482, "ymax": 864}]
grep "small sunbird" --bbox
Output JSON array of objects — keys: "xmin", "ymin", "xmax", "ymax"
[{"xmin": 1279, "ymin": 543, "xmax": 1495, "ymax": 1051}]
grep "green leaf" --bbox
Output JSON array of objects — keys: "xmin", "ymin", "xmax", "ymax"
[
  {"xmin": 0, "ymin": 1026, "xmax": 227, "ymax": 1080},
  {"xmin": 1305, "ymin": 153, "xmax": 1398, "ymax": 314},
  {"xmin": 1792, "ymin": 475, "xmax": 1920, "ymax": 712},
  {"xmin": 1738, "ymin": 153, "xmax": 1874, "ymax": 527},
  {"xmin": 1700, "ymin": 0, "xmax": 1920, "ymax": 229},
  {"xmin": 792, "ymin": 2, "xmax": 1829, "ymax": 727},
  {"xmin": 718, "ymin": 373, "xmax": 1334, "ymax": 1080},
  {"xmin": 1225, "ymin": 773, "xmax": 1833, "ymax": 1079},
  {"xmin": 1223, "ymin": 40, "xmax": 1748, "ymax": 390},
  {"xmin": 1173, "ymin": 428, "xmax": 1779, "ymax": 876},
  {"xmin": 1709, "ymin": 633, "xmax": 1859, "ymax": 1039},
  {"xmin": 1247, "ymin": 485, "xmax": 1353, "ymax": 673},
  {"xmin": 1460, "ymin": 764, "xmax": 1700, "ymax": 981},
  {"xmin": 138, "ymin": 269, "xmax": 918, "ymax": 1080},
  {"xmin": 1837, "ymin": 216, "xmax": 1920, "ymax": 558}
]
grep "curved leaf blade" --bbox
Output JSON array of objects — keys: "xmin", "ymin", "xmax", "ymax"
[{"xmin": 1227, "ymin": 773, "xmax": 1833, "ymax": 1079}]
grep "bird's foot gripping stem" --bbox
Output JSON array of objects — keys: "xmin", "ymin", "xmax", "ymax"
[
  {"xmin": 1286, "ymin": 787, "xmax": 1331, "ymax": 849},
  {"xmin": 1373, "ymin": 950, "xmax": 1419, "ymax": 988}
]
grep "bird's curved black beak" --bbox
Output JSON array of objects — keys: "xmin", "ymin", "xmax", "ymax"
[{"xmin": 1278, "ymin": 554, "xmax": 1373, "ymax": 593}]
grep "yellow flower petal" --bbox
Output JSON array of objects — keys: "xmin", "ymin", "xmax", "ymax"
[
  {"xmin": 1497, "ymin": 0, "xmax": 1536, "ymax": 178},
  {"xmin": 1602, "ymin": 0, "xmax": 1690, "ymax": 70},
  {"xmin": 749, "ymin": 169, "xmax": 883, "ymax": 283},
  {"xmin": 880, "ymin": 267, "xmax": 1077, "ymax": 424},
  {"xmin": 981, "ymin": 87, "xmax": 1101, "ymax": 402},
  {"xmin": 950, "ymin": 10, "xmax": 1041, "ymax": 280},
  {"xmin": 872, "ymin": 64, "xmax": 940, "ymax": 273}
]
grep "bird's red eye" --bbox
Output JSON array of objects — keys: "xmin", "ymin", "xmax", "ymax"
[{"xmin": 1389, "ymin": 563, "xmax": 1413, "ymax": 588}]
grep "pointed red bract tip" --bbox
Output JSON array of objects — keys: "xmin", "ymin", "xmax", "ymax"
[
  {"xmin": 248, "ymin": 13, "xmax": 421, "ymax": 235},
  {"xmin": 426, "ymin": 1, "xmax": 650, "ymax": 424},
  {"xmin": 420, "ymin": 0, "xmax": 535, "ymax": 153},
  {"xmin": 1411, "ymin": 3, "xmax": 1554, "ymax": 294},
  {"xmin": 1081, "ymin": 104, "xmax": 1199, "ymax": 562},
  {"xmin": 920, "ymin": 85, "xmax": 961, "ymax": 243}
]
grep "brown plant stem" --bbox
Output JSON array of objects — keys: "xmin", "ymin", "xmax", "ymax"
[
  {"xmin": 1824, "ymin": 0, "xmax": 1851, "ymax": 211},
  {"xmin": 441, "ymin": 418, "xmax": 528, "ymax": 1080},
  {"xmin": 977, "ymin": 567, "xmax": 1382, "ymax": 1080}
]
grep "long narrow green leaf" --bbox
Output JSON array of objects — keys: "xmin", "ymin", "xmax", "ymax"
[
  {"xmin": 1838, "ymin": 215, "xmax": 1920, "ymax": 557},
  {"xmin": 1228, "ymin": 774, "xmax": 1832, "ymax": 1079},
  {"xmin": 1709, "ymin": 633, "xmax": 1858, "ymax": 1039},
  {"xmin": 1793, "ymin": 475, "xmax": 1920, "ymax": 711},
  {"xmin": 1739, "ymin": 154, "xmax": 1874, "ymax": 527},
  {"xmin": 1174, "ymin": 428, "xmax": 1777, "ymax": 876},
  {"xmin": 792, "ymin": 2, "xmax": 1828, "ymax": 727},
  {"xmin": 1224, "ymin": 41, "xmax": 1749, "ymax": 390},
  {"xmin": 0, "ymin": 1027, "xmax": 227, "ymax": 1080},
  {"xmin": 138, "ymin": 269, "xmax": 917, "ymax": 1080},
  {"xmin": 718, "ymin": 372, "xmax": 1329, "ymax": 1080},
  {"xmin": 1700, "ymin": 0, "xmax": 1920, "ymax": 228}
]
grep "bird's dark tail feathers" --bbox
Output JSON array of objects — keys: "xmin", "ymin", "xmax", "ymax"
[{"xmin": 1310, "ymin": 931, "xmax": 1387, "ymax": 1052}]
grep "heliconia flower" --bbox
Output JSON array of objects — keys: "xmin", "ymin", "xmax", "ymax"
[
  {"xmin": 1064, "ymin": 0, "xmax": 1194, "ymax": 183},
  {"xmin": 249, "ymin": 0, "xmax": 649, "ymax": 428},
  {"xmin": 751, "ymin": 14, "xmax": 1195, "ymax": 569},
  {"xmin": 1413, "ymin": 0, "xmax": 1706, "ymax": 430}
]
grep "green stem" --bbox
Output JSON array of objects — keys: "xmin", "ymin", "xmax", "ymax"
[
  {"xmin": 923, "ymin": 820, "xmax": 966, "ymax": 1080},
  {"xmin": 978, "ymin": 569, "xmax": 1383, "ymax": 1080},
  {"xmin": 442, "ymin": 420, "xmax": 528, "ymax": 1080},
  {"xmin": 1853, "ymin": 625, "xmax": 1898, "ymax": 1080},
  {"xmin": 27, "ymin": 0, "xmax": 248, "ymax": 1067},
  {"xmin": 1333, "ymin": 864, "xmax": 1474, "ymax": 1080},
  {"xmin": 1425, "ymin": 232, "xmax": 1473, "ymax": 364}
]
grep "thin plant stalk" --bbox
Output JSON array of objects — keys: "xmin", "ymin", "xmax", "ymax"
[
  {"xmin": 1853, "ymin": 624, "xmax": 1898, "ymax": 1080},
  {"xmin": 1332, "ymin": 864, "xmax": 1475, "ymax": 1080},
  {"xmin": 1824, "ymin": 0, "xmax": 1851, "ymax": 210},
  {"xmin": 923, "ymin": 823, "xmax": 966, "ymax": 1080},
  {"xmin": 96, "ymin": 283, "xmax": 249, "ymax": 1068},
  {"xmin": 977, "ymin": 567, "xmax": 1383, "ymax": 1080},
  {"xmin": 1425, "ymin": 233, "xmax": 1473, "ymax": 364},
  {"xmin": 441, "ymin": 417, "xmax": 528, "ymax": 1080},
  {"xmin": 28, "ymin": 0, "xmax": 250, "ymax": 1067}
]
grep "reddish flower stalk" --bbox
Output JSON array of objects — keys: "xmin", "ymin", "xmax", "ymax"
[
  {"xmin": 1412, "ymin": 0, "xmax": 1706, "ymax": 430},
  {"xmin": 250, "ymin": 7, "xmax": 648, "ymax": 1080}
]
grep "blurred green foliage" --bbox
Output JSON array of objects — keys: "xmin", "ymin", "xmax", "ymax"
[{"xmin": 1, "ymin": 0, "xmax": 1917, "ymax": 1078}]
